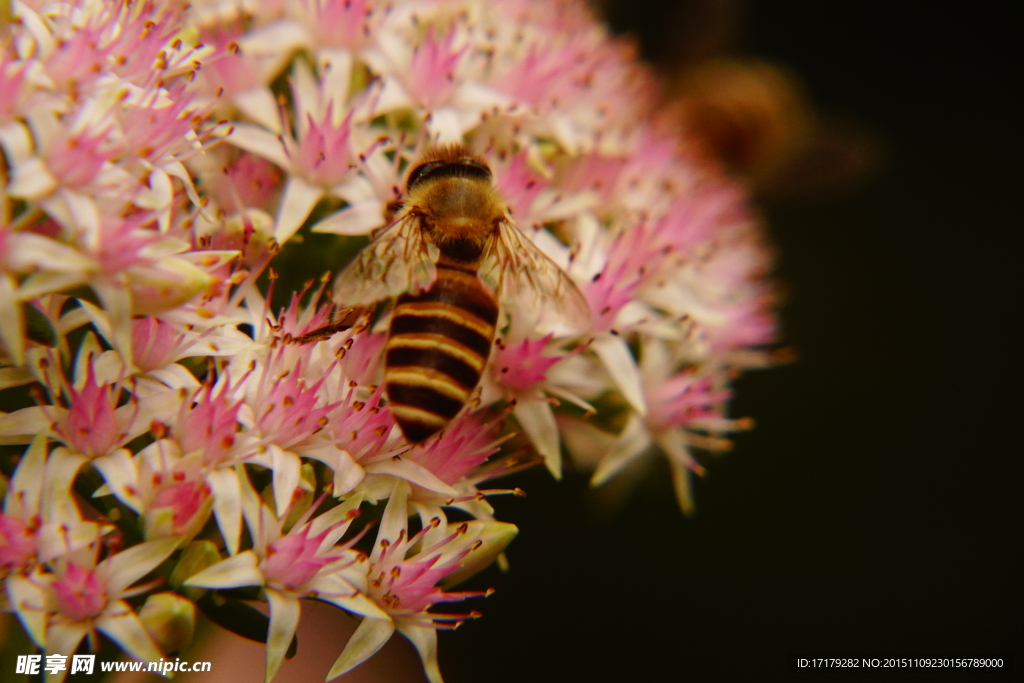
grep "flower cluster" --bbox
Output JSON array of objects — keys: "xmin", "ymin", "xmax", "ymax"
[{"xmin": 0, "ymin": 0, "xmax": 779, "ymax": 681}]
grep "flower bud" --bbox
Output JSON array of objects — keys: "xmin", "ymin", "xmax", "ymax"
[
  {"xmin": 169, "ymin": 540, "xmax": 223, "ymax": 601},
  {"xmin": 138, "ymin": 592, "xmax": 196, "ymax": 654},
  {"xmin": 125, "ymin": 256, "xmax": 219, "ymax": 316},
  {"xmin": 440, "ymin": 522, "xmax": 519, "ymax": 588}
]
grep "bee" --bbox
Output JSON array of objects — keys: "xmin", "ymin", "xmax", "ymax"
[
  {"xmin": 326, "ymin": 145, "xmax": 590, "ymax": 443},
  {"xmin": 668, "ymin": 58, "xmax": 879, "ymax": 198}
]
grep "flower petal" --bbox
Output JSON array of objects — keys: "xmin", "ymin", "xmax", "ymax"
[
  {"xmin": 332, "ymin": 448, "xmax": 366, "ymax": 497},
  {"xmin": 184, "ymin": 550, "xmax": 264, "ymax": 589},
  {"xmin": 42, "ymin": 448, "xmax": 88, "ymax": 523},
  {"xmin": 6, "ymin": 574, "xmax": 48, "ymax": 647},
  {"xmin": 591, "ymin": 334, "xmax": 647, "ymax": 416},
  {"xmin": 668, "ymin": 455, "xmax": 696, "ymax": 515},
  {"xmin": 6, "ymin": 432, "xmax": 46, "ymax": 517},
  {"xmin": 93, "ymin": 449, "xmax": 143, "ymax": 513},
  {"xmin": 0, "ymin": 405, "xmax": 51, "ymax": 445},
  {"xmin": 229, "ymin": 122, "xmax": 291, "ymax": 168},
  {"xmin": 364, "ymin": 459, "xmax": 457, "ymax": 496},
  {"xmin": 268, "ymin": 444, "xmax": 301, "ymax": 518},
  {"xmin": 309, "ymin": 493, "xmax": 363, "ymax": 550},
  {"xmin": 0, "ymin": 365, "xmax": 34, "ymax": 391},
  {"xmin": 235, "ymin": 87, "xmax": 285, "ymax": 135},
  {"xmin": 46, "ymin": 620, "xmax": 91, "ymax": 676},
  {"xmin": 513, "ymin": 393, "xmax": 562, "ymax": 478},
  {"xmin": 102, "ymin": 538, "xmax": 180, "ymax": 597},
  {"xmin": 375, "ymin": 479, "xmax": 409, "ymax": 562},
  {"xmin": 37, "ymin": 520, "xmax": 103, "ymax": 563},
  {"xmin": 7, "ymin": 156, "xmax": 58, "ymax": 199},
  {"xmin": 92, "ymin": 274, "xmax": 135, "ymax": 366},
  {"xmin": 397, "ymin": 623, "xmax": 443, "ymax": 683},
  {"xmin": 310, "ymin": 200, "xmax": 385, "ymax": 236},
  {"xmin": 590, "ymin": 413, "xmax": 653, "ymax": 487},
  {"xmin": 439, "ymin": 521, "xmax": 519, "ymax": 588},
  {"xmin": 327, "ymin": 617, "xmax": 395, "ymax": 681},
  {"xmin": 317, "ymin": 48, "xmax": 354, "ymax": 109},
  {"xmin": 312, "ymin": 587, "xmax": 387, "ymax": 621},
  {"xmin": 207, "ymin": 467, "xmax": 243, "ymax": 556},
  {"xmin": 0, "ymin": 275, "xmax": 25, "ymax": 365},
  {"xmin": 275, "ymin": 176, "xmax": 324, "ymax": 245},
  {"xmin": 96, "ymin": 599, "xmax": 164, "ymax": 665},
  {"xmin": 265, "ymin": 589, "xmax": 301, "ymax": 683}
]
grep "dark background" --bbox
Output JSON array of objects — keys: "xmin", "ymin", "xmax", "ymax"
[{"xmin": 440, "ymin": 1, "xmax": 1022, "ymax": 680}]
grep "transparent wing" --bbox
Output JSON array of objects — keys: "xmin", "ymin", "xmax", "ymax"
[
  {"xmin": 481, "ymin": 219, "xmax": 591, "ymax": 333},
  {"xmin": 330, "ymin": 212, "xmax": 437, "ymax": 307}
]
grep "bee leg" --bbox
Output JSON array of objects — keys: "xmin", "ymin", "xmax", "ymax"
[
  {"xmin": 287, "ymin": 306, "xmax": 369, "ymax": 344},
  {"xmin": 381, "ymin": 199, "xmax": 404, "ymax": 228}
]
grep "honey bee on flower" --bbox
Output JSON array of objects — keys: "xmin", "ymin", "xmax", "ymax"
[{"xmin": 311, "ymin": 144, "xmax": 590, "ymax": 444}]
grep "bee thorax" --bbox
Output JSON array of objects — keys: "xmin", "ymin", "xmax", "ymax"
[{"xmin": 436, "ymin": 234, "xmax": 486, "ymax": 262}]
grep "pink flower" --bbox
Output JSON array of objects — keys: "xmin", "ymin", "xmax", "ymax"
[
  {"xmin": 261, "ymin": 520, "xmax": 350, "ymax": 592},
  {"xmin": 329, "ymin": 484, "xmax": 516, "ymax": 683},
  {"xmin": 116, "ymin": 84, "xmax": 208, "ymax": 168},
  {"xmin": 336, "ymin": 330, "xmax": 389, "ymax": 388},
  {"xmin": 584, "ymin": 263, "xmax": 640, "ymax": 332},
  {"xmin": 61, "ymin": 363, "xmax": 121, "ymax": 459},
  {"xmin": 0, "ymin": 514, "xmax": 38, "ymax": 575},
  {"xmin": 493, "ymin": 41, "xmax": 584, "ymax": 111},
  {"xmin": 249, "ymin": 355, "xmax": 339, "ymax": 450},
  {"xmin": 0, "ymin": 55, "xmax": 29, "ymax": 123},
  {"xmin": 368, "ymin": 526, "xmax": 481, "ymax": 617},
  {"xmin": 581, "ymin": 338, "xmax": 756, "ymax": 513},
  {"xmin": 149, "ymin": 480, "xmax": 213, "ymax": 537},
  {"xmin": 494, "ymin": 333, "xmax": 563, "ymax": 393},
  {"xmin": 405, "ymin": 411, "xmax": 506, "ymax": 486},
  {"xmin": 185, "ymin": 492, "xmax": 384, "ymax": 683},
  {"xmin": 197, "ymin": 29, "xmax": 265, "ymax": 99},
  {"xmin": 492, "ymin": 151, "xmax": 552, "ymax": 225},
  {"xmin": 0, "ymin": 436, "xmax": 106, "ymax": 583},
  {"xmin": 15, "ymin": 538, "xmax": 181, "ymax": 670},
  {"xmin": 292, "ymin": 102, "xmax": 357, "ymax": 189},
  {"xmin": 174, "ymin": 381, "xmax": 243, "ymax": 468},
  {"xmin": 405, "ymin": 26, "xmax": 467, "ymax": 109},
  {"xmin": 131, "ymin": 317, "xmax": 189, "ymax": 373},
  {"xmin": 645, "ymin": 373, "xmax": 733, "ymax": 435},
  {"xmin": 226, "ymin": 61, "xmax": 384, "ymax": 243},
  {"xmin": 104, "ymin": 3, "xmax": 189, "ymax": 85},
  {"xmin": 90, "ymin": 215, "xmax": 161, "ymax": 273},
  {"xmin": 203, "ymin": 152, "xmax": 285, "ymax": 214},
  {"xmin": 330, "ymin": 384, "xmax": 397, "ymax": 463},
  {"xmin": 50, "ymin": 561, "xmax": 108, "ymax": 621},
  {"xmin": 42, "ymin": 124, "xmax": 116, "ymax": 193},
  {"xmin": 42, "ymin": 13, "xmax": 115, "ymax": 95},
  {"xmin": 301, "ymin": 0, "xmax": 386, "ymax": 53}
]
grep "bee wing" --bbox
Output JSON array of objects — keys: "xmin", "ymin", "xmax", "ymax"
[
  {"xmin": 330, "ymin": 212, "xmax": 437, "ymax": 307},
  {"xmin": 482, "ymin": 219, "xmax": 591, "ymax": 333}
]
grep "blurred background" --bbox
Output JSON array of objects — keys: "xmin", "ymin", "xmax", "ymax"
[{"xmin": 436, "ymin": 1, "xmax": 1021, "ymax": 680}]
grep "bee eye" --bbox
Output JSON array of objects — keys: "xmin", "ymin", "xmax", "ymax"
[
  {"xmin": 406, "ymin": 160, "xmax": 447, "ymax": 191},
  {"xmin": 406, "ymin": 159, "xmax": 493, "ymax": 191},
  {"xmin": 456, "ymin": 158, "xmax": 493, "ymax": 180}
]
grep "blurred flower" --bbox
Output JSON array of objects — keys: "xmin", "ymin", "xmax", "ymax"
[{"xmin": 0, "ymin": 435, "xmax": 105, "ymax": 580}]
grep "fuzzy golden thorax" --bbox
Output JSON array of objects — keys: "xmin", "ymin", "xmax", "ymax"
[{"xmin": 409, "ymin": 176, "xmax": 507, "ymax": 264}]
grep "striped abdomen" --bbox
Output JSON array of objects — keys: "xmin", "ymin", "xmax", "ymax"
[{"xmin": 385, "ymin": 264, "xmax": 498, "ymax": 442}]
